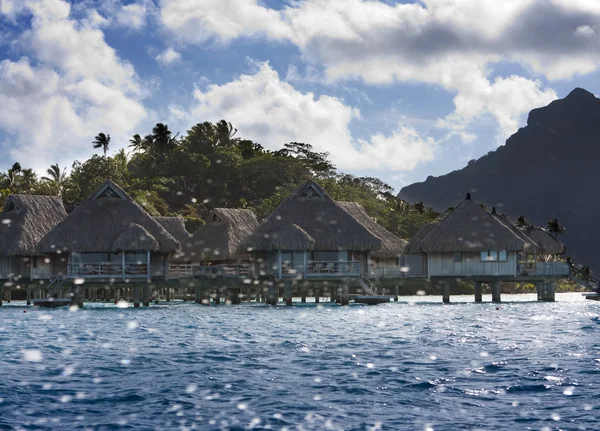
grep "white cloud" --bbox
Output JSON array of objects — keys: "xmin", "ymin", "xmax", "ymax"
[
  {"xmin": 0, "ymin": 0, "xmax": 147, "ymax": 170},
  {"xmin": 159, "ymin": 0, "xmax": 600, "ymax": 140},
  {"xmin": 116, "ymin": 1, "xmax": 151, "ymax": 30},
  {"xmin": 160, "ymin": 0, "xmax": 291, "ymax": 44},
  {"xmin": 187, "ymin": 63, "xmax": 436, "ymax": 171},
  {"xmin": 155, "ymin": 47, "xmax": 182, "ymax": 66}
]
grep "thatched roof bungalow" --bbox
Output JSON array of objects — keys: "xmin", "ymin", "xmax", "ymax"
[
  {"xmin": 38, "ymin": 180, "xmax": 179, "ymax": 279},
  {"xmin": 180, "ymin": 208, "xmax": 258, "ymax": 263},
  {"xmin": 240, "ymin": 181, "xmax": 404, "ymax": 278},
  {"xmin": 406, "ymin": 194, "xmax": 568, "ymax": 278},
  {"xmin": 0, "ymin": 194, "xmax": 66, "ymax": 279}
]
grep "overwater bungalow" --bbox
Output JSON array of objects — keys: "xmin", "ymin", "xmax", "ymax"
[
  {"xmin": 0, "ymin": 195, "xmax": 67, "ymax": 304},
  {"xmin": 405, "ymin": 193, "xmax": 569, "ymax": 301},
  {"xmin": 238, "ymin": 181, "xmax": 408, "ymax": 303},
  {"xmin": 167, "ymin": 208, "xmax": 258, "ymax": 279},
  {"xmin": 38, "ymin": 180, "xmax": 180, "ymax": 282}
]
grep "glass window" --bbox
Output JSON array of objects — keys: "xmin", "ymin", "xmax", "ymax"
[
  {"xmin": 480, "ymin": 251, "xmax": 488, "ymax": 261},
  {"xmin": 499, "ymin": 250, "xmax": 507, "ymax": 261},
  {"xmin": 489, "ymin": 250, "xmax": 498, "ymax": 261},
  {"xmin": 454, "ymin": 252, "xmax": 462, "ymax": 263},
  {"xmin": 480, "ymin": 250, "xmax": 499, "ymax": 261}
]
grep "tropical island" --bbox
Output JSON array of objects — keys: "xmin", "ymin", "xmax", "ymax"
[{"xmin": 0, "ymin": 118, "xmax": 589, "ymax": 299}]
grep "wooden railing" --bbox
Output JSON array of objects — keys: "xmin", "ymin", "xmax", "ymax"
[
  {"xmin": 67, "ymin": 263, "xmax": 148, "ymax": 278},
  {"xmin": 532, "ymin": 262, "xmax": 570, "ymax": 276},
  {"xmin": 283, "ymin": 261, "xmax": 361, "ymax": 276},
  {"xmin": 168, "ymin": 264, "xmax": 252, "ymax": 279}
]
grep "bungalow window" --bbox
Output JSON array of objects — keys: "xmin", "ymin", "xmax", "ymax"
[
  {"xmin": 454, "ymin": 252, "xmax": 462, "ymax": 263},
  {"xmin": 480, "ymin": 250, "xmax": 507, "ymax": 262}
]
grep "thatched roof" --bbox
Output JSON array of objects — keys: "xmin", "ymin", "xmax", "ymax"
[
  {"xmin": 491, "ymin": 211, "xmax": 539, "ymax": 253},
  {"xmin": 406, "ymin": 222, "xmax": 436, "ymax": 254},
  {"xmin": 0, "ymin": 195, "xmax": 67, "ymax": 256},
  {"xmin": 415, "ymin": 195, "xmax": 529, "ymax": 252},
  {"xmin": 240, "ymin": 181, "xmax": 382, "ymax": 252},
  {"xmin": 112, "ymin": 224, "xmax": 159, "ymax": 252},
  {"xmin": 181, "ymin": 208, "xmax": 259, "ymax": 261},
  {"xmin": 38, "ymin": 180, "xmax": 179, "ymax": 253},
  {"xmin": 522, "ymin": 226, "xmax": 566, "ymax": 254},
  {"xmin": 155, "ymin": 217, "xmax": 191, "ymax": 243},
  {"xmin": 336, "ymin": 201, "xmax": 406, "ymax": 258}
]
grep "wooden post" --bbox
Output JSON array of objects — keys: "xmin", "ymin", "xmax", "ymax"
[
  {"xmin": 246, "ymin": 287, "xmax": 251, "ymax": 302},
  {"xmin": 154, "ymin": 285, "xmax": 159, "ymax": 305},
  {"xmin": 215, "ymin": 289, "xmax": 221, "ymax": 305},
  {"xmin": 284, "ymin": 281, "xmax": 293, "ymax": 306},
  {"xmin": 114, "ymin": 287, "xmax": 119, "ymax": 304},
  {"xmin": 166, "ymin": 287, "xmax": 171, "ymax": 302},
  {"xmin": 536, "ymin": 283, "xmax": 542, "ymax": 301},
  {"xmin": 6, "ymin": 287, "xmax": 10, "ymax": 303},
  {"xmin": 26, "ymin": 288, "xmax": 31, "ymax": 306},
  {"xmin": 301, "ymin": 285, "xmax": 306, "ymax": 303},
  {"xmin": 394, "ymin": 285, "xmax": 399, "ymax": 302},
  {"xmin": 194, "ymin": 287, "xmax": 201, "ymax": 304},
  {"xmin": 442, "ymin": 281, "xmax": 450, "ymax": 303},
  {"xmin": 142, "ymin": 284, "xmax": 150, "ymax": 306},
  {"xmin": 492, "ymin": 280, "xmax": 501, "ymax": 303},
  {"xmin": 121, "ymin": 252, "xmax": 125, "ymax": 281},
  {"xmin": 315, "ymin": 286, "xmax": 320, "ymax": 303},
  {"xmin": 267, "ymin": 284, "xmax": 278, "ymax": 306},
  {"xmin": 147, "ymin": 251, "xmax": 151, "ymax": 281},
  {"xmin": 230, "ymin": 288, "xmax": 241, "ymax": 305},
  {"xmin": 474, "ymin": 281, "xmax": 482, "ymax": 303},
  {"xmin": 133, "ymin": 285, "xmax": 141, "ymax": 307},
  {"xmin": 330, "ymin": 286, "xmax": 336, "ymax": 303},
  {"xmin": 341, "ymin": 284, "xmax": 349, "ymax": 306},
  {"xmin": 277, "ymin": 250, "xmax": 282, "ymax": 280}
]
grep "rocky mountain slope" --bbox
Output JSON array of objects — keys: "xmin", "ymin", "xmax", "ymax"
[{"xmin": 399, "ymin": 88, "xmax": 600, "ymax": 272}]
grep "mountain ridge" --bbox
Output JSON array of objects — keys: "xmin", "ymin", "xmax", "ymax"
[{"xmin": 399, "ymin": 88, "xmax": 600, "ymax": 271}]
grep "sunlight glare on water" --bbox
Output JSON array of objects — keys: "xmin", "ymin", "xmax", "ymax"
[{"xmin": 0, "ymin": 293, "xmax": 598, "ymax": 430}]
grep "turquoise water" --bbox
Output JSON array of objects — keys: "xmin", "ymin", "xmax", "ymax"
[{"xmin": 0, "ymin": 293, "xmax": 598, "ymax": 430}]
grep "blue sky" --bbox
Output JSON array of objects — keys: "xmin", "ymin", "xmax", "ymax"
[{"xmin": 1, "ymin": 0, "xmax": 600, "ymax": 193}]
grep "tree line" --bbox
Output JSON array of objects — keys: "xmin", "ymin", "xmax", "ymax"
[{"xmin": 0, "ymin": 120, "xmax": 439, "ymax": 238}]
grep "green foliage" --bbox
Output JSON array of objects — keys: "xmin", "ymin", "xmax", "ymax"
[{"xmin": 5, "ymin": 120, "xmax": 439, "ymax": 240}]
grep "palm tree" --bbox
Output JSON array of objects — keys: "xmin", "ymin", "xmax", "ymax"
[
  {"xmin": 92, "ymin": 132, "xmax": 111, "ymax": 157},
  {"xmin": 215, "ymin": 120, "xmax": 237, "ymax": 147},
  {"xmin": 41, "ymin": 163, "xmax": 67, "ymax": 196},
  {"xmin": 546, "ymin": 218, "xmax": 565, "ymax": 238},
  {"xmin": 516, "ymin": 216, "xmax": 531, "ymax": 228},
  {"xmin": 0, "ymin": 162, "xmax": 22, "ymax": 190},
  {"xmin": 129, "ymin": 134, "xmax": 146, "ymax": 154},
  {"xmin": 151, "ymin": 123, "xmax": 178, "ymax": 156}
]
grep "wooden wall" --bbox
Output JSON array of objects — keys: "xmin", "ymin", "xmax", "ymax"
[{"xmin": 428, "ymin": 252, "xmax": 517, "ymax": 277}]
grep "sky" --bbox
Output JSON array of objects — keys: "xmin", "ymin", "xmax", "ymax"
[{"xmin": 1, "ymin": 0, "xmax": 600, "ymax": 193}]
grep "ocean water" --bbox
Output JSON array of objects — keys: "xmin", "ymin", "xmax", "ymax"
[{"xmin": 0, "ymin": 293, "xmax": 598, "ymax": 431}]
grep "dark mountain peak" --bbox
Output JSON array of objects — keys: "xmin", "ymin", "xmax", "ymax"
[
  {"xmin": 399, "ymin": 88, "xmax": 600, "ymax": 273},
  {"xmin": 565, "ymin": 87, "xmax": 596, "ymax": 101}
]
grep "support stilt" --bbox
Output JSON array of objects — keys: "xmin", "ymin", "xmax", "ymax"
[
  {"xmin": 215, "ymin": 289, "xmax": 221, "ymax": 305},
  {"xmin": 341, "ymin": 284, "xmax": 349, "ymax": 306},
  {"xmin": 315, "ymin": 286, "xmax": 320, "ymax": 303},
  {"xmin": 26, "ymin": 288, "xmax": 31, "ymax": 306},
  {"xmin": 133, "ymin": 285, "xmax": 141, "ymax": 307},
  {"xmin": 142, "ymin": 285, "xmax": 150, "ymax": 307},
  {"xmin": 442, "ymin": 281, "xmax": 450, "ymax": 304},
  {"xmin": 474, "ymin": 281, "xmax": 482, "ymax": 303},
  {"xmin": 301, "ymin": 286, "xmax": 306, "ymax": 303},
  {"xmin": 492, "ymin": 280, "xmax": 501, "ymax": 303},
  {"xmin": 284, "ymin": 281, "xmax": 293, "ymax": 306}
]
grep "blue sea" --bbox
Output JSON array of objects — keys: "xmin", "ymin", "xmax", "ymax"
[{"xmin": 0, "ymin": 293, "xmax": 598, "ymax": 430}]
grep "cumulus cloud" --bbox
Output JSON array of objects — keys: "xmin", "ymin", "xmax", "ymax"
[
  {"xmin": 0, "ymin": 0, "xmax": 147, "ymax": 170},
  {"xmin": 187, "ymin": 63, "xmax": 436, "ymax": 171},
  {"xmin": 159, "ymin": 0, "xmax": 600, "ymax": 140},
  {"xmin": 116, "ymin": 1, "xmax": 152, "ymax": 30},
  {"xmin": 155, "ymin": 47, "xmax": 182, "ymax": 66}
]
